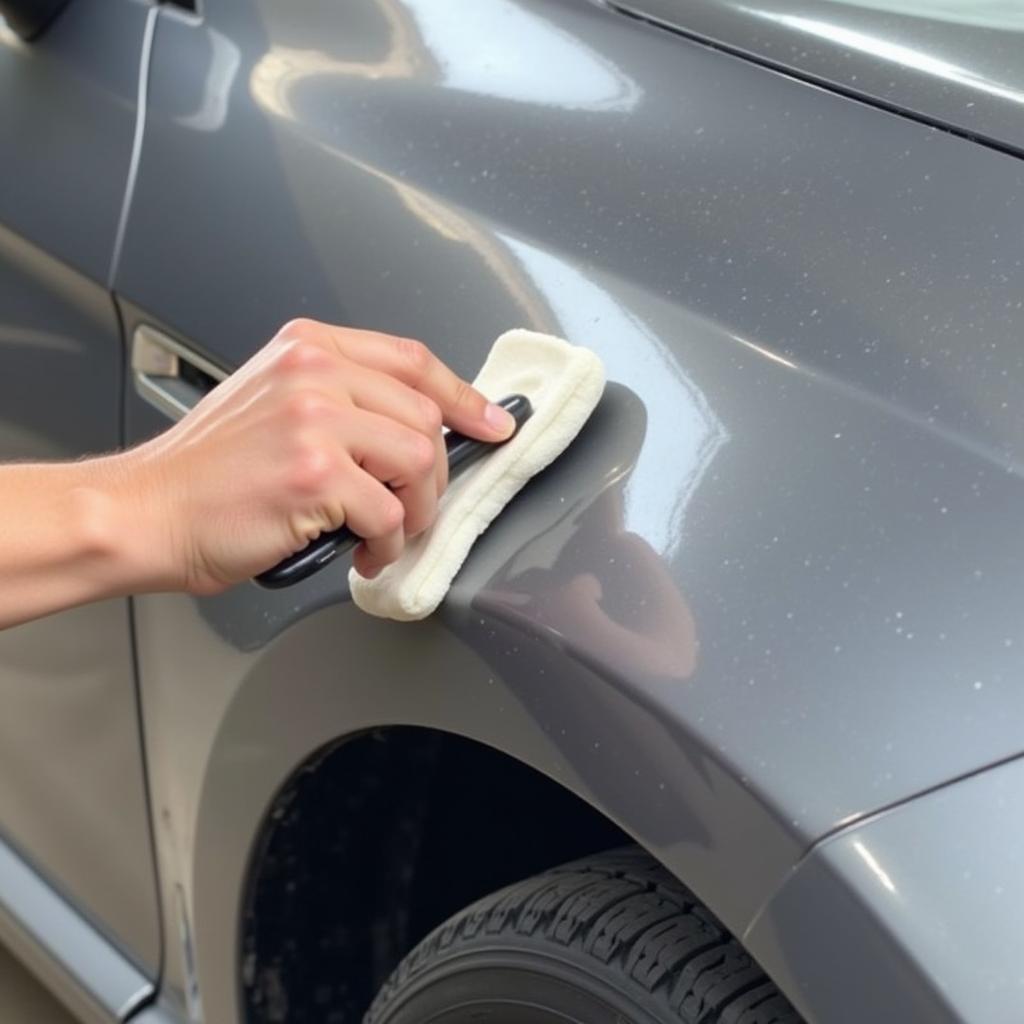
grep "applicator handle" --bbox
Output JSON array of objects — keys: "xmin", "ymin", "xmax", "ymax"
[{"xmin": 254, "ymin": 393, "xmax": 533, "ymax": 589}]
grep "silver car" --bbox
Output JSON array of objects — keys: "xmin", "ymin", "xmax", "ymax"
[{"xmin": 2, "ymin": 0, "xmax": 1023, "ymax": 1021}]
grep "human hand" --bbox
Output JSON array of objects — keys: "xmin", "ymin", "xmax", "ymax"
[{"xmin": 118, "ymin": 319, "xmax": 515, "ymax": 593}]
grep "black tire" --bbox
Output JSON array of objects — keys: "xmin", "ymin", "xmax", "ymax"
[{"xmin": 365, "ymin": 846, "xmax": 802, "ymax": 1024}]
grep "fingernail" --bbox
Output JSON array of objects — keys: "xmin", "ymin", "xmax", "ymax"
[{"xmin": 485, "ymin": 402, "xmax": 516, "ymax": 436}]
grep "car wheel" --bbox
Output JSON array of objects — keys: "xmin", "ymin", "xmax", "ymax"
[{"xmin": 364, "ymin": 846, "xmax": 801, "ymax": 1024}]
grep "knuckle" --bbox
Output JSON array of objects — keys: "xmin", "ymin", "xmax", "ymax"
[
  {"xmin": 417, "ymin": 395, "xmax": 443, "ymax": 433},
  {"xmin": 277, "ymin": 338, "xmax": 328, "ymax": 375},
  {"xmin": 452, "ymin": 377, "xmax": 474, "ymax": 409},
  {"xmin": 283, "ymin": 390, "xmax": 328, "ymax": 425},
  {"xmin": 288, "ymin": 443, "xmax": 335, "ymax": 495},
  {"xmin": 358, "ymin": 492, "xmax": 404, "ymax": 539},
  {"xmin": 395, "ymin": 337, "xmax": 431, "ymax": 378},
  {"xmin": 376, "ymin": 495, "xmax": 406, "ymax": 536},
  {"xmin": 276, "ymin": 317, "xmax": 320, "ymax": 342},
  {"xmin": 407, "ymin": 432, "xmax": 436, "ymax": 475}
]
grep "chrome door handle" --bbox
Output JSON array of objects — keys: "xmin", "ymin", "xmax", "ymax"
[{"xmin": 132, "ymin": 325, "xmax": 227, "ymax": 421}]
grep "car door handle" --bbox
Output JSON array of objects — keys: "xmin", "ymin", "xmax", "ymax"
[{"xmin": 131, "ymin": 325, "xmax": 227, "ymax": 421}]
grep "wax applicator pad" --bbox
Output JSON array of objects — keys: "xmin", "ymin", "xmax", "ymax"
[{"xmin": 349, "ymin": 329, "xmax": 606, "ymax": 621}]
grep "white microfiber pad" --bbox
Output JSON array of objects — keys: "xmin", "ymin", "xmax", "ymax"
[{"xmin": 349, "ymin": 329, "xmax": 606, "ymax": 621}]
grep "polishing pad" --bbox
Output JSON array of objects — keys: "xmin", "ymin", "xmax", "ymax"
[{"xmin": 349, "ymin": 329, "xmax": 606, "ymax": 620}]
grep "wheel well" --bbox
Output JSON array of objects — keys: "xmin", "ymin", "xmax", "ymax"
[{"xmin": 241, "ymin": 726, "xmax": 629, "ymax": 1022}]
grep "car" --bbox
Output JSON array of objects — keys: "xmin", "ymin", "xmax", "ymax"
[{"xmin": 2, "ymin": 0, "xmax": 1023, "ymax": 1021}]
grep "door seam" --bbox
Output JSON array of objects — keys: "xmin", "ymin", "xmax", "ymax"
[{"xmin": 108, "ymin": 2, "xmax": 158, "ymax": 289}]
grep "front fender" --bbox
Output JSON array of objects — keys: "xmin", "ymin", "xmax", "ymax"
[
  {"xmin": 134, "ymin": 321, "xmax": 1024, "ymax": 1022},
  {"xmin": 137, "ymin": 376, "xmax": 799, "ymax": 1019},
  {"xmin": 746, "ymin": 754, "xmax": 1024, "ymax": 1023}
]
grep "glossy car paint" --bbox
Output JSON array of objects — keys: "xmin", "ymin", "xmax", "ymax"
[
  {"xmin": 104, "ymin": 0, "xmax": 1024, "ymax": 1019},
  {"xmin": 0, "ymin": 0, "xmax": 160, "ymax": 982},
  {"xmin": 0, "ymin": 0, "xmax": 146, "ymax": 280},
  {"xmin": 747, "ymin": 755, "xmax": 1024, "ymax": 1023},
  {"xmin": 0, "ymin": 835, "xmax": 151, "ymax": 1022},
  {"xmin": 614, "ymin": 0, "xmax": 1024, "ymax": 156}
]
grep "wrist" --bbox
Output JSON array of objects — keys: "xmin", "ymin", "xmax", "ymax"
[{"xmin": 79, "ymin": 445, "xmax": 184, "ymax": 595}]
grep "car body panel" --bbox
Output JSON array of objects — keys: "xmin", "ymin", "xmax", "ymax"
[
  {"xmin": 615, "ymin": 0, "xmax": 1024, "ymax": 155},
  {"xmin": 0, "ymin": 0, "xmax": 148, "ymax": 281},
  {"xmin": 112, "ymin": 0, "xmax": 1024, "ymax": 1017},
  {"xmin": 0, "ymin": 0, "xmax": 161, "ymax": 974},
  {"xmin": 746, "ymin": 752, "xmax": 1024, "ymax": 1024},
  {"xmin": 0, "ymin": 834, "xmax": 152, "ymax": 1023}
]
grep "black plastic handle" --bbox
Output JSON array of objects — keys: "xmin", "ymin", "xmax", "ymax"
[{"xmin": 255, "ymin": 394, "xmax": 533, "ymax": 589}]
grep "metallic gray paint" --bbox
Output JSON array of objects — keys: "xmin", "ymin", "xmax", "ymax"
[
  {"xmin": 0, "ymin": 233, "xmax": 160, "ymax": 971},
  {"xmin": 111, "ymin": 0, "xmax": 1024, "ymax": 1018},
  {"xmin": 0, "ymin": 837, "xmax": 152, "ymax": 1024},
  {"xmin": 0, "ymin": 0, "xmax": 160, "ymax": 981},
  {"xmin": 616, "ymin": 0, "xmax": 1024, "ymax": 155},
  {"xmin": 0, "ymin": 0, "xmax": 150, "ymax": 280},
  {"xmin": 129, "ymin": 1004, "xmax": 185, "ymax": 1024},
  {"xmin": 747, "ymin": 753, "xmax": 1024, "ymax": 1023}
]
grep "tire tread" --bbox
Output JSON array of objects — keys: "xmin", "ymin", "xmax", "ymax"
[{"xmin": 365, "ymin": 846, "xmax": 802, "ymax": 1024}]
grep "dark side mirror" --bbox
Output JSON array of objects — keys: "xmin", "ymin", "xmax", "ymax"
[{"xmin": 0, "ymin": 0, "xmax": 71, "ymax": 40}]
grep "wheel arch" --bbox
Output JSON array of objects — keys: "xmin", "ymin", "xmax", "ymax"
[
  {"xmin": 185, "ymin": 597, "xmax": 803, "ymax": 1024},
  {"xmin": 238, "ymin": 725, "xmax": 631, "ymax": 1020}
]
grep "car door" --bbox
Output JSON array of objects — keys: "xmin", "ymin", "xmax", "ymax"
[{"xmin": 0, "ymin": 0, "xmax": 161, "ymax": 1001}]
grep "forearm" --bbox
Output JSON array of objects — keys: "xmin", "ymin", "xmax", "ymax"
[
  {"xmin": 0, "ymin": 321, "xmax": 512, "ymax": 628},
  {"xmin": 0, "ymin": 453, "xmax": 169, "ymax": 628}
]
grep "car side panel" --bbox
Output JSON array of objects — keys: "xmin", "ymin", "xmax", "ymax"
[
  {"xmin": 0, "ymin": 0, "xmax": 160, "ymax": 974},
  {"xmin": 0, "ymin": 0, "xmax": 146, "ymax": 280},
  {"xmin": 115, "ymin": 0, "xmax": 1024, "ymax": 1016},
  {"xmin": 746, "ymin": 754, "xmax": 1024, "ymax": 1024}
]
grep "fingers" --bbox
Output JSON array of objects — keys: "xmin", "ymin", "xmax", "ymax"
[
  {"xmin": 339, "ymin": 362, "xmax": 449, "ymax": 496},
  {"xmin": 314, "ymin": 323, "xmax": 516, "ymax": 441},
  {"xmin": 342, "ymin": 408, "xmax": 440, "ymax": 538},
  {"xmin": 260, "ymin": 320, "xmax": 514, "ymax": 582},
  {"xmin": 331, "ymin": 461, "xmax": 405, "ymax": 577}
]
